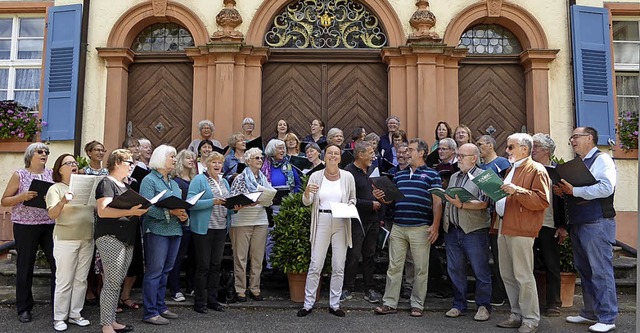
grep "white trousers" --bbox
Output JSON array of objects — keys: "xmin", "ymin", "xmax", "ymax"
[
  {"xmin": 53, "ymin": 238, "xmax": 94, "ymax": 321},
  {"xmin": 303, "ymin": 213, "xmax": 348, "ymax": 310}
]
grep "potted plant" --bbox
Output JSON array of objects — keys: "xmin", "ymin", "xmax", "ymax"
[
  {"xmin": 617, "ymin": 111, "xmax": 639, "ymax": 152},
  {"xmin": 270, "ymin": 185, "xmax": 313, "ymax": 302},
  {"xmin": 0, "ymin": 100, "xmax": 44, "ymax": 141},
  {"xmin": 559, "ymin": 236, "xmax": 577, "ymax": 307}
]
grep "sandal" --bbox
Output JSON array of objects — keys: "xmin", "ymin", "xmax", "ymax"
[
  {"xmin": 115, "ymin": 307, "xmax": 124, "ymax": 314},
  {"xmin": 410, "ymin": 307, "xmax": 423, "ymax": 317},
  {"xmin": 119, "ymin": 298, "xmax": 139, "ymax": 310},
  {"xmin": 374, "ymin": 305, "xmax": 397, "ymax": 315}
]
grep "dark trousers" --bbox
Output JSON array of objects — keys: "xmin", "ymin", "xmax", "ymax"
[
  {"xmin": 344, "ymin": 220, "xmax": 379, "ymax": 291},
  {"xmin": 14, "ymin": 223, "xmax": 56, "ymax": 314},
  {"xmin": 192, "ymin": 229, "xmax": 226, "ymax": 308},
  {"xmin": 168, "ymin": 226, "xmax": 193, "ymax": 295},
  {"xmin": 534, "ymin": 226, "xmax": 562, "ymax": 308},
  {"xmin": 490, "ymin": 233, "xmax": 507, "ymax": 302}
]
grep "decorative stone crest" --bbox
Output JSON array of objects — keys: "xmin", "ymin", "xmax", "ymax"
[
  {"xmin": 408, "ymin": 0, "xmax": 441, "ymax": 43},
  {"xmin": 152, "ymin": 0, "xmax": 167, "ymax": 17},
  {"xmin": 211, "ymin": 0, "xmax": 243, "ymax": 42},
  {"xmin": 487, "ymin": 0, "xmax": 502, "ymax": 17}
]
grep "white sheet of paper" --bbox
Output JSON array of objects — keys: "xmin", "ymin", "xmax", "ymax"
[
  {"xmin": 369, "ymin": 167, "xmax": 380, "ymax": 178},
  {"xmin": 256, "ymin": 186, "xmax": 277, "ymax": 206},
  {"xmin": 186, "ymin": 191, "xmax": 205, "ymax": 205},
  {"xmin": 149, "ymin": 189, "xmax": 167, "ymax": 205},
  {"xmin": 380, "ymin": 226, "xmax": 390, "ymax": 249},
  {"xmin": 68, "ymin": 174, "xmax": 105, "ymax": 206},
  {"xmin": 329, "ymin": 202, "xmax": 360, "ymax": 221}
]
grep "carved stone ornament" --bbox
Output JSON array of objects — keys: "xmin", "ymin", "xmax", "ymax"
[
  {"xmin": 487, "ymin": 0, "xmax": 502, "ymax": 17},
  {"xmin": 408, "ymin": 0, "xmax": 441, "ymax": 43},
  {"xmin": 212, "ymin": 0, "xmax": 244, "ymax": 42},
  {"xmin": 152, "ymin": 0, "xmax": 167, "ymax": 17}
]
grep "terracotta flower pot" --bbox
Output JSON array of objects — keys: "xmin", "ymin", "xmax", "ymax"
[
  {"xmin": 287, "ymin": 272, "xmax": 320, "ymax": 303},
  {"xmin": 560, "ymin": 272, "xmax": 577, "ymax": 307}
]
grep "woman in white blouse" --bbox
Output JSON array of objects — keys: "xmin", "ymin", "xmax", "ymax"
[{"xmin": 297, "ymin": 144, "xmax": 356, "ymax": 317}]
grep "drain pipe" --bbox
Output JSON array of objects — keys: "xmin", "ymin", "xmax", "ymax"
[{"xmin": 73, "ymin": 0, "xmax": 90, "ymax": 156}]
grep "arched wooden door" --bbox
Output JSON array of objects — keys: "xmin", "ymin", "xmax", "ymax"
[
  {"xmin": 457, "ymin": 24, "xmax": 527, "ymax": 154},
  {"xmin": 261, "ymin": 59, "xmax": 388, "ymax": 140}
]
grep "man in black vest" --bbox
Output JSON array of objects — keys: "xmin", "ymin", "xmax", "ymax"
[{"xmin": 556, "ymin": 127, "xmax": 617, "ymax": 333}]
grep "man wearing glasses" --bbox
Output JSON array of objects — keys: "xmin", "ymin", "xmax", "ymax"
[
  {"xmin": 495, "ymin": 133, "xmax": 550, "ymax": 333},
  {"xmin": 557, "ymin": 127, "xmax": 617, "ymax": 333},
  {"xmin": 441, "ymin": 143, "xmax": 492, "ymax": 322}
]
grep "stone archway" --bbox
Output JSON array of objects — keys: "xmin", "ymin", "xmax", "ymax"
[
  {"xmin": 443, "ymin": 1, "xmax": 558, "ymax": 135},
  {"xmin": 97, "ymin": 1, "xmax": 209, "ymax": 151}
]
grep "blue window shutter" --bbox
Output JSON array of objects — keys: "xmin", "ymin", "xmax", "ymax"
[
  {"xmin": 41, "ymin": 4, "xmax": 82, "ymax": 141},
  {"xmin": 570, "ymin": 5, "xmax": 615, "ymax": 145}
]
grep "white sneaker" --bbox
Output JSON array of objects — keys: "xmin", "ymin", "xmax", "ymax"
[
  {"xmin": 589, "ymin": 323, "xmax": 616, "ymax": 333},
  {"xmin": 53, "ymin": 320, "xmax": 67, "ymax": 331},
  {"xmin": 172, "ymin": 292, "xmax": 186, "ymax": 302},
  {"xmin": 474, "ymin": 306, "xmax": 490, "ymax": 321},
  {"xmin": 566, "ymin": 315, "xmax": 597, "ymax": 324},
  {"xmin": 68, "ymin": 317, "xmax": 90, "ymax": 327}
]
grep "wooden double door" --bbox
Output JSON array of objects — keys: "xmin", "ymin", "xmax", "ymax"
[
  {"xmin": 261, "ymin": 61, "xmax": 388, "ymax": 142},
  {"xmin": 126, "ymin": 61, "xmax": 194, "ymax": 150},
  {"xmin": 458, "ymin": 61, "xmax": 526, "ymax": 154}
]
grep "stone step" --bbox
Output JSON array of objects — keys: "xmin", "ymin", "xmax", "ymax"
[{"xmin": 613, "ymin": 256, "xmax": 637, "ymax": 280}]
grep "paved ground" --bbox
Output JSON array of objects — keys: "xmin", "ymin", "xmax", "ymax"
[{"xmin": 0, "ymin": 287, "xmax": 635, "ymax": 333}]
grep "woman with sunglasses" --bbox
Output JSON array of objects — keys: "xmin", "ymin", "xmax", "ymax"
[
  {"xmin": 46, "ymin": 154, "xmax": 94, "ymax": 331},
  {"xmin": 95, "ymin": 149, "xmax": 147, "ymax": 333},
  {"xmin": 228, "ymin": 147, "xmax": 274, "ymax": 302},
  {"xmin": 1, "ymin": 142, "xmax": 56, "ymax": 324}
]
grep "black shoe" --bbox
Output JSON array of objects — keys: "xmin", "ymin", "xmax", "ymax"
[
  {"xmin": 114, "ymin": 324, "xmax": 134, "ymax": 333},
  {"xmin": 194, "ymin": 306, "xmax": 208, "ymax": 314},
  {"xmin": 329, "ymin": 308, "xmax": 346, "ymax": 317},
  {"xmin": 207, "ymin": 303, "xmax": 224, "ymax": 312},
  {"xmin": 18, "ymin": 311, "xmax": 31, "ymax": 323},
  {"xmin": 297, "ymin": 308, "xmax": 312, "ymax": 317},
  {"xmin": 237, "ymin": 294, "xmax": 247, "ymax": 302},
  {"xmin": 249, "ymin": 292, "xmax": 263, "ymax": 301}
]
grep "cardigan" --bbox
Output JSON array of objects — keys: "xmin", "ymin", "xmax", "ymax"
[
  {"xmin": 302, "ymin": 169, "xmax": 357, "ymax": 249},
  {"xmin": 188, "ymin": 173, "xmax": 229, "ymax": 235}
]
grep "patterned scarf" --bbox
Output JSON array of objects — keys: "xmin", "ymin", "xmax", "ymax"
[
  {"xmin": 243, "ymin": 165, "xmax": 271, "ymax": 192},
  {"xmin": 261, "ymin": 156, "xmax": 295, "ymax": 189}
]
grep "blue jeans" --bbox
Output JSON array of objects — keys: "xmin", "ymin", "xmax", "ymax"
[
  {"xmin": 570, "ymin": 218, "xmax": 618, "ymax": 324},
  {"xmin": 445, "ymin": 226, "xmax": 492, "ymax": 311},
  {"xmin": 142, "ymin": 233, "xmax": 181, "ymax": 320}
]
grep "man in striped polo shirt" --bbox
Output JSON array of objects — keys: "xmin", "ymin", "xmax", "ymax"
[{"xmin": 373, "ymin": 138, "xmax": 443, "ymax": 317}]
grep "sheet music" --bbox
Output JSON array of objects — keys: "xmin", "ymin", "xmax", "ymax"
[
  {"xmin": 186, "ymin": 191, "xmax": 205, "ymax": 205},
  {"xmin": 68, "ymin": 174, "xmax": 105, "ymax": 206},
  {"xmin": 369, "ymin": 167, "xmax": 380, "ymax": 178},
  {"xmin": 329, "ymin": 202, "xmax": 360, "ymax": 221},
  {"xmin": 256, "ymin": 186, "xmax": 277, "ymax": 206}
]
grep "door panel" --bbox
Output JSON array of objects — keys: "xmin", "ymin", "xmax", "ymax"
[
  {"xmin": 127, "ymin": 62, "xmax": 193, "ymax": 150},
  {"xmin": 262, "ymin": 62, "xmax": 387, "ymax": 142},
  {"xmin": 458, "ymin": 64, "xmax": 526, "ymax": 153}
]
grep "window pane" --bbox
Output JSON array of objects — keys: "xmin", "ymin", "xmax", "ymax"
[
  {"xmin": 618, "ymin": 97, "xmax": 639, "ymax": 114},
  {"xmin": 14, "ymin": 90, "xmax": 39, "ymax": 110},
  {"xmin": 19, "ymin": 18, "xmax": 44, "ymax": 38},
  {"xmin": 613, "ymin": 21, "xmax": 640, "ymax": 41},
  {"xmin": 457, "ymin": 24, "xmax": 522, "ymax": 54},
  {"xmin": 15, "ymin": 69, "xmax": 40, "ymax": 89},
  {"xmin": 0, "ymin": 19, "xmax": 12, "ymax": 37},
  {"xmin": 0, "ymin": 90, "xmax": 6, "ymax": 100},
  {"xmin": 0, "ymin": 69, "xmax": 8, "ymax": 89},
  {"xmin": 0, "ymin": 40, "xmax": 10, "ymax": 59},
  {"xmin": 613, "ymin": 43, "xmax": 640, "ymax": 65},
  {"xmin": 17, "ymin": 39, "xmax": 43, "ymax": 59}
]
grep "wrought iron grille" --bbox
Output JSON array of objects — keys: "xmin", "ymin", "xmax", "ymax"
[
  {"xmin": 458, "ymin": 24, "xmax": 522, "ymax": 55},
  {"xmin": 264, "ymin": 0, "xmax": 387, "ymax": 49}
]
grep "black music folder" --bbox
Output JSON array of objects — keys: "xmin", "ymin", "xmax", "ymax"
[{"xmin": 23, "ymin": 179, "xmax": 54, "ymax": 209}]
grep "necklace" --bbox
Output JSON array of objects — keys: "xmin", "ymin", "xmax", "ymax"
[{"xmin": 324, "ymin": 169, "xmax": 339, "ymax": 177}]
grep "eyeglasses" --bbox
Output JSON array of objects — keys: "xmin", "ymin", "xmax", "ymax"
[
  {"xmin": 252, "ymin": 156, "xmax": 263, "ymax": 160},
  {"xmin": 456, "ymin": 153, "xmax": 473, "ymax": 159},
  {"xmin": 92, "ymin": 148, "xmax": 106, "ymax": 153},
  {"xmin": 506, "ymin": 144, "xmax": 525, "ymax": 151},
  {"xmin": 123, "ymin": 160, "xmax": 135, "ymax": 166},
  {"xmin": 36, "ymin": 149, "xmax": 50, "ymax": 155},
  {"xmin": 62, "ymin": 161, "xmax": 79, "ymax": 167},
  {"xmin": 476, "ymin": 142, "xmax": 487, "ymax": 147},
  {"xmin": 569, "ymin": 133, "xmax": 590, "ymax": 140},
  {"xmin": 438, "ymin": 147, "xmax": 451, "ymax": 151}
]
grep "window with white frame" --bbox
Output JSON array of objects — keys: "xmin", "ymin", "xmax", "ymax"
[
  {"xmin": 613, "ymin": 20, "xmax": 640, "ymax": 114},
  {"xmin": 0, "ymin": 16, "xmax": 44, "ymax": 111}
]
